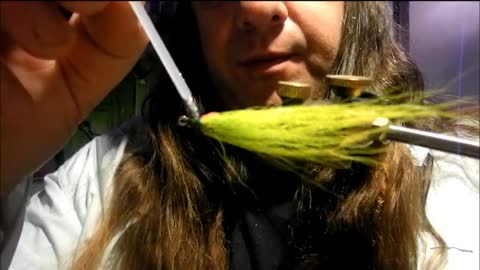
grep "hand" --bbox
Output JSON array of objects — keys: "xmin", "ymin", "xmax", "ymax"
[{"xmin": 0, "ymin": 1, "xmax": 149, "ymax": 196}]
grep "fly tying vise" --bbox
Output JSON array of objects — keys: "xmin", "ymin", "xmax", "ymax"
[{"xmin": 279, "ymin": 75, "xmax": 480, "ymax": 160}]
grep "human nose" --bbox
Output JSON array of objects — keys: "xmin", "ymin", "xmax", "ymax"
[{"xmin": 235, "ymin": 1, "xmax": 288, "ymax": 32}]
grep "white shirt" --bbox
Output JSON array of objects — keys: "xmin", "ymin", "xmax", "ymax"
[{"xmin": 6, "ymin": 134, "xmax": 480, "ymax": 270}]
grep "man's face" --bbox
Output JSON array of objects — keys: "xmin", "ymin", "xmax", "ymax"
[{"xmin": 192, "ymin": 1, "xmax": 344, "ymax": 110}]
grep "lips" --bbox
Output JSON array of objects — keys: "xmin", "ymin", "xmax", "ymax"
[{"xmin": 238, "ymin": 53, "xmax": 293, "ymax": 72}]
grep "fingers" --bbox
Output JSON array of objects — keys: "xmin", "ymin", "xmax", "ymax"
[
  {"xmin": 0, "ymin": 1, "xmax": 76, "ymax": 59},
  {"xmin": 0, "ymin": 1, "xmax": 149, "ymax": 194},
  {"xmin": 77, "ymin": 1, "xmax": 149, "ymax": 58},
  {"xmin": 1, "ymin": 0, "xmax": 149, "ymax": 121},
  {"xmin": 0, "ymin": 1, "xmax": 118, "ymax": 60},
  {"xmin": 58, "ymin": 1, "xmax": 148, "ymax": 58},
  {"xmin": 57, "ymin": 1, "xmax": 110, "ymax": 15},
  {"xmin": 54, "ymin": 1, "xmax": 148, "ymax": 119}
]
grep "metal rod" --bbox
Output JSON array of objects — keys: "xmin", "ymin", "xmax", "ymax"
[
  {"xmin": 129, "ymin": 1, "xmax": 200, "ymax": 119},
  {"xmin": 386, "ymin": 124, "xmax": 479, "ymax": 159},
  {"xmin": 324, "ymin": 76, "xmax": 478, "ymax": 159}
]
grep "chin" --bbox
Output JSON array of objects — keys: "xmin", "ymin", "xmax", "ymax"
[
  {"xmin": 246, "ymin": 92, "xmax": 283, "ymax": 108},
  {"xmin": 221, "ymin": 83, "xmax": 283, "ymax": 109}
]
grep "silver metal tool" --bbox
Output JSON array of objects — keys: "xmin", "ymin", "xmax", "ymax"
[
  {"xmin": 372, "ymin": 117, "xmax": 479, "ymax": 159},
  {"xmin": 329, "ymin": 75, "xmax": 480, "ymax": 159}
]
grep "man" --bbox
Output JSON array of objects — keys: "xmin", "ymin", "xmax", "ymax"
[{"xmin": 1, "ymin": 2, "xmax": 478, "ymax": 269}]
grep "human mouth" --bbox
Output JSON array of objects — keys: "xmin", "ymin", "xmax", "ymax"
[{"xmin": 238, "ymin": 53, "xmax": 294, "ymax": 73}]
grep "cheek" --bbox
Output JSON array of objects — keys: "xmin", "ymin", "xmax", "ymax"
[
  {"xmin": 293, "ymin": 3, "xmax": 344, "ymax": 67},
  {"xmin": 195, "ymin": 19, "xmax": 232, "ymax": 85}
]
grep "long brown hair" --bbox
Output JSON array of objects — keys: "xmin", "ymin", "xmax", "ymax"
[{"xmin": 72, "ymin": 2, "xmax": 454, "ymax": 269}]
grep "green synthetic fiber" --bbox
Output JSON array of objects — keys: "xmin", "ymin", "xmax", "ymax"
[{"xmin": 199, "ymin": 101, "xmax": 452, "ymax": 169}]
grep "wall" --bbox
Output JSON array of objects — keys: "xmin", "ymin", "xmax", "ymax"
[{"xmin": 409, "ymin": 1, "xmax": 479, "ymax": 98}]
